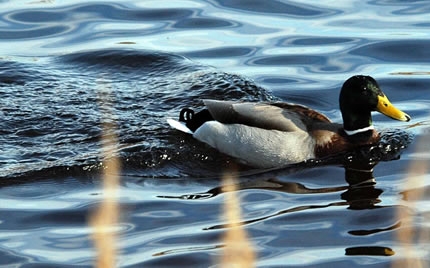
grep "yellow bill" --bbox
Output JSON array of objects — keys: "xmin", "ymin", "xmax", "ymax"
[{"xmin": 376, "ymin": 95, "xmax": 411, "ymax": 122}]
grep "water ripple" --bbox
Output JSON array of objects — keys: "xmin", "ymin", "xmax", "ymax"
[
  {"xmin": 183, "ymin": 46, "xmax": 258, "ymax": 58},
  {"xmin": 173, "ymin": 17, "xmax": 235, "ymax": 28},
  {"xmin": 0, "ymin": 3, "xmax": 195, "ymax": 44},
  {"xmin": 351, "ymin": 40, "xmax": 430, "ymax": 63},
  {"xmin": 209, "ymin": 0, "xmax": 337, "ymax": 17}
]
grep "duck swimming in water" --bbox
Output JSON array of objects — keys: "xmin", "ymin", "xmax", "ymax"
[{"xmin": 167, "ymin": 75, "xmax": 411, "ymax": 168}]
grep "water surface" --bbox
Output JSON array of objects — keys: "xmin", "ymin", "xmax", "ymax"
[{"xmin": 0, "ymin": 0, "xmax": 429, "ymax": 267}]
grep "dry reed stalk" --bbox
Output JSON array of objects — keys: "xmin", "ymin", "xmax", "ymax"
[
  {"xmin": 392, "ymin": 130, "xmax": 429, "ymax": 268},
  {"xmin": 89, "ymin": 83, "xmax": 120, "ymax": 268},
  {"xmin": 220, "ymin": 173, "xmax": 256, "ymax": 267}
]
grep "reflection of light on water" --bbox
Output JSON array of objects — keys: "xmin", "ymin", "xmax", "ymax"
[
  {"xmin": 0, "ymin": 199, "xmax": 72, "ymax": 210},
  {"xmin": 390, "ymin": 72, "xmax": 430, "ymax": 75},
  {"xmin": 279, "ymin": 248, "xmax": 345, "ymax": 266}
]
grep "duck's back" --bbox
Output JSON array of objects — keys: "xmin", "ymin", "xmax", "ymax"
[{"xmin": 203, "ymin": 99, "xmax": 328, "ymax": 133}]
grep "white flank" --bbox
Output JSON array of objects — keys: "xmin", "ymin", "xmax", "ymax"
[
  {"xmin": 193, "ymin": 121, "xmax": 315, "ymax": 168},
  {"xmin": 167, "ymin": 118, "xmax": 193, "ymax": 134}
]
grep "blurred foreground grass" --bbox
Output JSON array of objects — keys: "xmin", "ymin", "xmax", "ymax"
[
  {"xmin": 90, "ymin": 82, "xmax": 120, "ymax": 268},
  {"xmin": 393, "ymin": 129, "xmax": 430, "ymax": 268}
]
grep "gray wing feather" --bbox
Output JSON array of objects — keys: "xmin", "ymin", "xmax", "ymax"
[{"xmin": 203, "ymin": 99, "xmax": 307, "ymax": 132}]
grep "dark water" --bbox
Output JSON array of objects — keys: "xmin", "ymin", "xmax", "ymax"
[{"xmin": 1, "ymin": 1, "xmax": 429, "ymax": 267}]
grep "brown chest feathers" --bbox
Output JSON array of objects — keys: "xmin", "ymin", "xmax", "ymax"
[{"xmin": 313, "ymin": 128, "xmax": 380, "ymax": 158}]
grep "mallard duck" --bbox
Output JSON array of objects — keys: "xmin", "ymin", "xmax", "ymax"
[{"xmin": 167, "ymin": 75, "xmax": 410, "ymax": 168}]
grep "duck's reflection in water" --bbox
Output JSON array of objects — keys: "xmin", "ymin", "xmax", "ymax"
[
  {"xmin": 341, "ymin": 164, "xmax": 396, "ymax": 256},
  {"xmin": 159, "ymin": 161, "xmax": 399, "ymax": 257}
]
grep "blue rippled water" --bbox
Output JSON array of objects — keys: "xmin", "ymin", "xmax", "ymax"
[{"xmin": 0, "ymin": 0, "xmax": 429, "ymax": 267}]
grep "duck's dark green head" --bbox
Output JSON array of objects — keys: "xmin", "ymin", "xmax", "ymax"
[{"xmin": 339, "ymin": 75, "xmax": 410, "ymax": 135}]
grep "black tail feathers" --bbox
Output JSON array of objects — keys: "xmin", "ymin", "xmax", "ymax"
[{"xmin": 179, "ymin": 108, "xmax": 213, "ymax": 132}]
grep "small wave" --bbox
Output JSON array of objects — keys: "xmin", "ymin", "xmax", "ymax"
[{"xmin": 0, "ymin": 49, "xmax": 273, "ymax": 181}]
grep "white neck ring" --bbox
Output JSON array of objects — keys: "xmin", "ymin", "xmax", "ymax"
[{"xmin": 344, "ymin": 125, "xmax": 374, "ymax": 136}]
